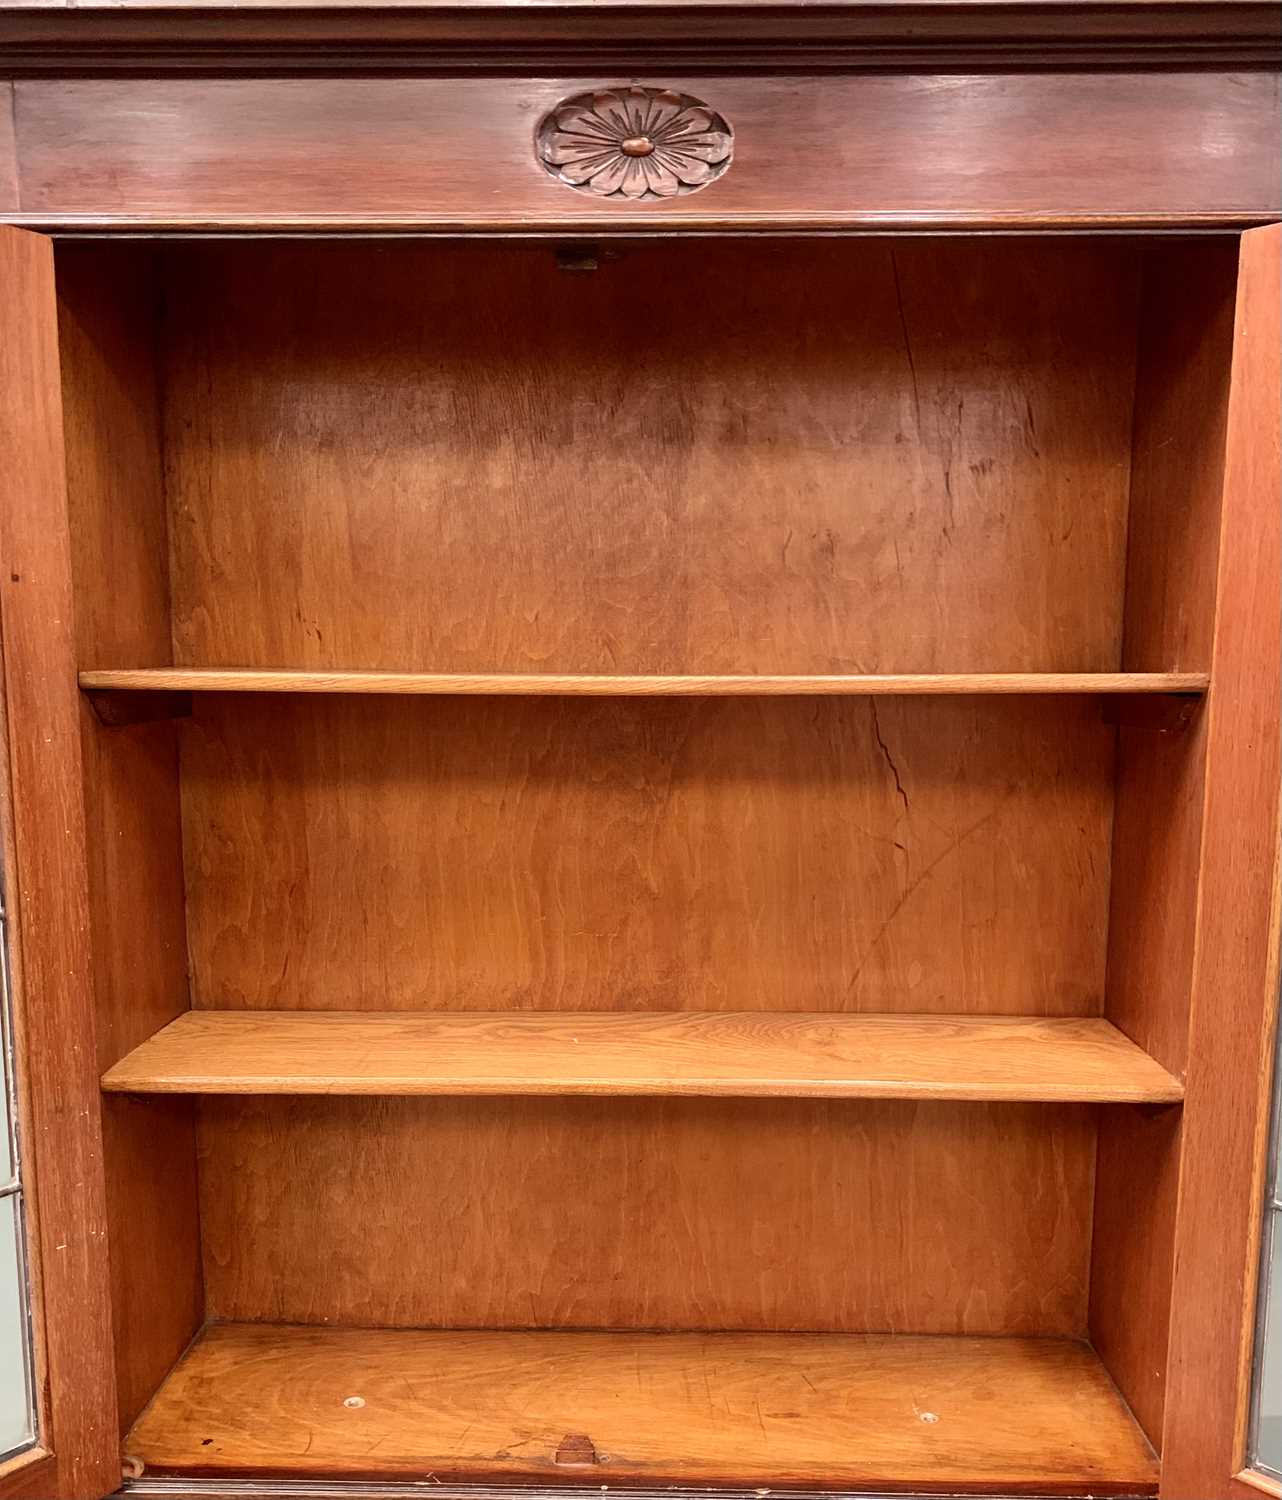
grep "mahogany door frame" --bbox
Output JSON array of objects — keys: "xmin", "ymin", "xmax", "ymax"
[
  {"xmin": 0, "ymin": 225, "xmax": 119, "ymax": 1500},
  {"xmin": 1158, "ymin": 224, "xmax": 1282, "ymax": 1500}
]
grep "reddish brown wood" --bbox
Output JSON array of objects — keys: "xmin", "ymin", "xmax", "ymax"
[
  {"xmin": 198, "ymin": 1095, "xmax": 1096, "ymax": 1336},
  {"xmin": 0, "ymin": 1454, "xmax": 55, "ymax": 1500},
  {"xmin": 0, "ymin": 41, "xmax": 1266, "ymax": 1493},
  {"xmin": 1103, "ymin": 718, "xmax": 1212, "ymax": 1084},
  {"xmin": 1088, "ymin": 243, "xmax": 1241, "ymax": 1449},
  {"xmin": 0, "ymin": 226, "xmax": 118, "ymax": 1498},
  {"xmin": 160, "ymin": 239, "xmax": 1137, "ymax": 677},
  {"xmin": 180, "ymin": 694, "xmax": 1117, "ymax": 1018},
  {"xmin": 5, "ymin": 72, "xmax": 1277, "ymax": 230},
  {"xmin": 1089, "ymin": 710, "xmax": 1208, "ymax": 1445},
  {"xmin": 535, "ymin": 87, "xmax": 734, "ymax": 202},
  {"xmin": 122, "ymin": 1323, "xmax": 1159, "ymax": 1494},
  {"xmin": 103, "ymin": 1010, "xmax": 1183, "ymax": 1103},
  {"xmin": 1091, "ymin": 1104, "xmax": 1183, "ymax": 1450},
  {"xmin": 1121, "ymin": 243, "xmax": 1239, "ymax": 675},
  {"xmin": 55, "ymin": 243, "xmax": 204, "ymax": 1437},
  {"xmin": 55, "ymin": 247, "xmax": 172, "ymax": 671},
  {"xmin": 0, "ymin": 1, "xmax": 1278, "ymax": 74},
  {"xmin": 1160, "ymin": 225, "xmax": 1282, "ymax": 1500}
]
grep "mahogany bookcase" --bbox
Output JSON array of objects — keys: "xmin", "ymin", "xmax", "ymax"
[{"xmin": 0, "ymin": 7, "xmax": 1278, "ymax": 1499}]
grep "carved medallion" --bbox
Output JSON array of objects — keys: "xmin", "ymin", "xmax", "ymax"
[{"xmin": 536, "ymin": 87, "xmax": 733, "ymax": 201}]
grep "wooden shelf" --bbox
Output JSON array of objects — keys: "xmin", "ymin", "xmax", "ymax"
[
  {"xmin": 123, "ymin": 1322, "xmax": 1159, "ymax": 1493},
  {"xmin": 78, "ymin": 667, "xmax": 1209, "ymax": 697},
  {"xmin": 101, "ymin": 1010, "xmax": 1183, "ymax": 1103}
]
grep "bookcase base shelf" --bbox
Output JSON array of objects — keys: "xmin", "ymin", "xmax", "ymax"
[{"xmin": 124, "ymin": 1324, "xmax": 1158, "ymax": 1496}]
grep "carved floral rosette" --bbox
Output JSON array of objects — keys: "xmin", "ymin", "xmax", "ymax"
[{"xmin": 537, "ymin": 87, "xmax": 734, "ymax": 201}]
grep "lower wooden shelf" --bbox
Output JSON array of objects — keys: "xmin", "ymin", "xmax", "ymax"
[
  {"xmin": 124, "ymin": 1323, "xmax": 1158, "ymax": 1494},
  {"xmin": 100, "ymin": 1009, "xmax": 1184, "ymax": 1102}
]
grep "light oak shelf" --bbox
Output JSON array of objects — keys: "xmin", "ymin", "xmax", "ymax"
[
  {"xmin": 123, "ymin": 1322, "xmax": 1160, "ymax": 1493},
  {"xmin": 78, "ymin": 668, "xmax": 1210, "ymax": 697},
  {"xmin": 101, "ymin": 1010, "xmax": 1184, "ymax": 1103}
]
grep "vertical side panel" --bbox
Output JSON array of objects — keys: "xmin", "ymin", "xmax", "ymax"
[
  {"xmin": 1121, "ymin": 242, "xmax": 1238, "ymax": 674},
  {"xmin": 1091, "ymin": 243, "xmax": 1241, "ymax": 1446},
  {"xmin": 1090, "ymin": 711, "xmax": 1205, "ymax": 1445},
  {"xmin": 56, "ymin": 244, "xmax": 203, "ymax": 1435},
  {"xmin": 1161, "ymin": 225, "xmax": 1282, "ymax": 1500},
  {"xmin": 0, "ymin": 228, "xmax": 118, "ymax": 1498}
]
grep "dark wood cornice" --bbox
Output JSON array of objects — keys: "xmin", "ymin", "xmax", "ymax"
[{"xmin": 0, "ymin": 1, "xmax": 1278, "ymax": 77}]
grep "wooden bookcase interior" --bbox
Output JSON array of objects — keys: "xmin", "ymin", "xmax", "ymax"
[{"xmin": 58, "ymin": 235, "xmax": 1243, "ymax": 1495}]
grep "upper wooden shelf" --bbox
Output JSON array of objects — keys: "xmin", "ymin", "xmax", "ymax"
[
  {"xmin": 79, "ymin": 669, "xmax": 1209, "ymax": 698},
  {"xmin": 102, "ymin": 1010, "xmax": 1184, "ymax": 1103}
]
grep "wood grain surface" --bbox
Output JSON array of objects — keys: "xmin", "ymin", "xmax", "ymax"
[
  {"xmin": 156, "ymin": 235, "xmax": 1129, "ymax": 1377},
  {"xmin": 1088, "ymin": 709, "xmax": 1205, "ymax": 1448},
  {"xmin": 180, "ymin": 694, "xmax": 1115, "ymax": 1016},
  {"xmin": 81, "ymin": 669, "xmax": 1209, "ymax": 697},
  {"xmin": 0, "ymin": 35, "xmax": 1262, "ymax": 1499},
  {"xmin": 122, "ymin": 1322, "xmax": 1159, "ymax": 1493},
  {"xmin": 1090, "ymin": 1102, "xmax": 1183, "ymax": 1452},
  {"xmin": 56, "ymin": 246, "xmax": 172, "ymax": 673},
  {"xmin": 6, "ymin": 72, "xmax": 1278, "ymax": 229},
  {"xmin": 1, "ymin": 2, "xmax": 1278, "ymax": 76},
  {"xmin": 103, "ymin": 1010, "xmax": 1183, "ymax": 1102},
  {"xmin": 55, "ymin": 243, "xmax": 204, "ymax": 1436},
  {"xmin": 0, "ymin": 226, "xmax": 118, "ymax": 1498},
  {"xmin": 1161, "ymin": 227, "xmax": 1282, "ymax": 1500},
  {"xmin": 1120, "ymin": 242, "xmax": 1238, "ymax": 675},
  {"xmin": 1086, "ymin": 242, "xmax": 1240, "ymax": 1451},
  {"xmin": 160, "ymin": 240, "xmax": 1137, "ymax": 676},
  {"xmin": 196, "ymin": 1094, "xmax": 1094, "ymax": 1333},
  {"xmin": 11, "ymin": 211, "xmax": 1257, "ymax": 1499}
]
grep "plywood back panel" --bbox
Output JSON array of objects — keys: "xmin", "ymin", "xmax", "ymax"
[
  {"xmin": 163, "ymin": 239, "xmax": 1137, "ymax": 676},
  {"xmin": 199, "ymin": 1095, "xmax": 1094, "ymax": 1336},
  {"xmin": 182, "ymin": 694, "xmax": 1114, "ymax": 1015}
]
